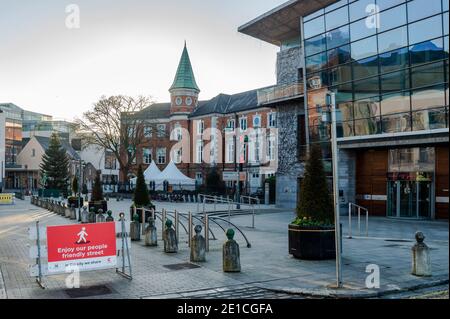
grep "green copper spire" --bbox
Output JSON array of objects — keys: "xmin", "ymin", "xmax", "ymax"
[{"xmin": 169, "ymin": 42, "xmax": 200, "ymax": 93}]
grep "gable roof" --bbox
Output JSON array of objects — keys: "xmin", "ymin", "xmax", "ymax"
[
  {"xmin": 34, "ymin": 136, "xmax": 80, "ymax": 160},
  {"xmin": 169, "ymin": 43, "xmax": 200, "ymax": 92},
  {"xmin": 189, "ymin": 89, "xmax": 259, "ymax": 117}
]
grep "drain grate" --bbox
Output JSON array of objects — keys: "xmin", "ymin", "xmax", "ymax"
[
  {"xmin": 65, "ymin": 285, "xmax": 113, "ymax": 298},
  {"xmin": 163, "ymin": 262, "xmax": 201, "ymax": 271}
]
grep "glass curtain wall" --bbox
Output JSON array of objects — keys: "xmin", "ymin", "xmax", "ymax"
[{"xmin": 303, "ymin": 0, "xmax": 449, "ymax": 163}]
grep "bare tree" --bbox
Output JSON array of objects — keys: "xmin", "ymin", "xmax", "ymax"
[{"xmin": 75, "ymin": 95, "xmax": 153, "ymax": 187}]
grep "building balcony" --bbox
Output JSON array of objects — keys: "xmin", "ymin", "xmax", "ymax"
[{"xmin": 257, "ymin": 82, "xmax": 304, "ymax": 106}]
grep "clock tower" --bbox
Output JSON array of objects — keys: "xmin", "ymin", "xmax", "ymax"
[{"xmin": 169, "ymin": 42, "xmax": 200, "ymax": 115}]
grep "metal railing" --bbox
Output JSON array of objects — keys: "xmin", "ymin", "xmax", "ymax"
[
  {"xmin": 256, "ymin": 82, "xmax": 304, "ymax": 105},
  {"xmin": 348, "ymin": 203, "xmax": 369, "ymax": 238}
]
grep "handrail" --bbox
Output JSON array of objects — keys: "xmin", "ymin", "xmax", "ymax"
[{"xmin": 348, "ymin": 202, "xmax": 369, "ymax": 238}]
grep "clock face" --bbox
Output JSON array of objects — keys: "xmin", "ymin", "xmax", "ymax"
[
  {"xmin": 186, "ymin": 97, "xmax": 193, "ymax": 106},
  {"xmin": 175, "ymin": 97, "xmax": 182, "ymax": 106}
]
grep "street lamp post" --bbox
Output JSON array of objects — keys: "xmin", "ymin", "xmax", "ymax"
[
  {"xmin": 77, "ymin": 159, "xmax": 85, "ymax": 222},
  {"xmin": 326, "ymin": 92, "xmax": 343, "ymax": 288}
]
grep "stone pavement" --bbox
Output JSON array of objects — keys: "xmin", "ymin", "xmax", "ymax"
[{"xmin": 0, "ymin": 198, "xmax": 448, "ymax": 299}]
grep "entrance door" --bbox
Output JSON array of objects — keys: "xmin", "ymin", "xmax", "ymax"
[{"xmin": 387, "ymin": 180, "xmax": 432, "ymax": 219}]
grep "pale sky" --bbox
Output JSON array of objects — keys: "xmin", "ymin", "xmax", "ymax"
[{"xmin": 0, "ymin": 0, "xmax": 286, "ymax": 121}]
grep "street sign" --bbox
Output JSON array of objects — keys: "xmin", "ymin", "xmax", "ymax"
[
  {"xmin": 239, "ymin": 172, "xmax": 247, "ymax": 182},
  {"xmin": 46, "ymin": 222, "xmax": 117, "ymax": 274},
  {"xmin": 223, "ymin": 171, "xmax": 239, "ymax": 181}
]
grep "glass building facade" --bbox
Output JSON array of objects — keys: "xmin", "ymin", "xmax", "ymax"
[{"xmin": 303, "ymin": 0, "xmax": 449, "ymax": 160}]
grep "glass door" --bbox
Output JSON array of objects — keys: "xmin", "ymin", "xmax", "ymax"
[
  {"xmin": 387, "ymin": 181, "xmax": 398, "ymax": 217},
  {"xmin": 399, "ymin": 181, "xmax": 415, "ymax": 218},
  {"xmin": 387, "ymin": 180, "xmax": 432, "ymax": 218},
  {"xmin": 417, "ymin": 181, "xmax": 432, "ymax": 219}
]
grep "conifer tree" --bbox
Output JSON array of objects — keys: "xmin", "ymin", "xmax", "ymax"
[
  {"xmin": 72, "ymin": 176, "xmax": 79, "ymax": 196},
  {"xmin": 296, "ymin": 144, "xmax": 334, "ymax": 225},
  {"xmin": 133, "ymin": 165, "xmax": 150, "ymax": 207},
  {"xmin": 40, "ymin": 133, "xmax": 70, "ymax": 194},
  {"xmin": 91, "ymin": 170, "xmax": 104, "ymax": 201}
]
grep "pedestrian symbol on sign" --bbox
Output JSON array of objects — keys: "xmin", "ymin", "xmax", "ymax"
[{"xmin": 76, "ymin": 227, "xmax": 89, "ymax": 244}]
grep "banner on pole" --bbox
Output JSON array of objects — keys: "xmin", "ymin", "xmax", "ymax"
[{"xmin": 46, "ymin": 223, "xmax": 117, "ymax": 274}]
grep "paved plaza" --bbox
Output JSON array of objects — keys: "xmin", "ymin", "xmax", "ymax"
[{"xmin": 0, "ymin": 198, "xmax": 448, "ymax": 299}]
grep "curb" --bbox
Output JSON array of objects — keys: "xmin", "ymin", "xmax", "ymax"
[{"xmin": 260, "ymin": 277, "xmax": 449, "ymax": 299}]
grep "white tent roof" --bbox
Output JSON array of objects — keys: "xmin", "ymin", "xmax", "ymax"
[
  {"xmin": 130, "ymin": 161, "xmax": 161, "ymax": 184},
  {"xmin": 153, "ymin": 161, "xmax": 196, "ymax": 185}
]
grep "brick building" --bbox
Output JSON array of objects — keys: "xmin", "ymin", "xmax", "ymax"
[{"xmin": 122, "ymin": 43, "xmax": 278, "ymax": 195}]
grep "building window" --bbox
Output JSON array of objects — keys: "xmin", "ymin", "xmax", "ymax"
[
  {"xmin": 268, "ymin": 112, "xmax": 277, "ymax": 128},
  {"xmin": 253, "ymin": 115, "xmax": 261, "ymax": 128},
  {"xmin": 157, "ymin": 148, "xmax": 166, "ymax": 164},
  {"xmin": 144, "ymin": 126, "xmax": 152, "ymax": 138},
  {"xmin": 156, "ymin": 124, "xmax": 166, "ymax": 137},
  {"xmin": 31, "ymin": 149, "xmax": 35, "ymax": 157},
  {"xmin": 105, "ymin": 150, "xmax": 117, "ymax": 169},
  {"xmin": 226, "ymin": 139, "xmax": 235, "ymax": 163},
  {"xmin": 143, "ymin": 148, "xmax": 152, "ymax": 164},
  {"xmin": 267, "ymin": 135, "xmax": 276, "ymax": 161},
  {"xmin": 172, "ymin": 123, "xmax": 182, "ymax": 141},
  {"xmin": 240, "ymin": 117, "xmax": 248, "ymax": 131},
  {"xmin": 226, "ymin": 119, "xmax": 235, "ymax": 131},
  {"xmin": 173, "ymin": 148, "xmax": 182, "ymax": 164},
  {"xmin": 196, "ymin": 140, "xmax": 203, "ymax": 163},
  {"xmin": 196, "ymin": 120, "xmax": 204, "ymax": 135}
]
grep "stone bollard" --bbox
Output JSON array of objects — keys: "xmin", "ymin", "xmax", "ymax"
[
  {"xmin": 223, "ymin": 229, "xmax": 241, "ymax": 272},
  {"xmin": 144, "ymin": 217, "xmax": 158, "ymax": 246},
  {"xmin": 106, "ymin": 210, "xmax": 114, "ymax": 222},
  {"xmin": 130, "ymin": 213, "xmax": 141, "ymax": 241},
  {"xmin": 80, "ymin": 206, "xmax": 89, "ymax": 223},
  {"xmin": 96, "ymin": 209, "xmax": 106, "ymax": 223},
  {"xmin": 412, "ymin": 231, "xmax": 432, "ymax": 277},
  {"xmin": 163, "ymin": 219, "xmax": 178, "ymax": 253},
  {"xmin": 87, "ymin": 208, "xmax": 96, "ymax": 223},
  {"xmin": 190, "ymin": 225, "xmax": 206, "ymax": 262},
  {"xmin": 64, "ymin": 204, "xmax": 71, "ymax": 218},
  {"xmin": 69, "ymin": 205, "xmax": 77, "ymax": 220}
]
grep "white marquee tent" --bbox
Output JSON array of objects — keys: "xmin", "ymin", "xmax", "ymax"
[
  {"xmin": 130, "ymin": 160, "xmax": 161, "ymax": 185},
  {"xmin": 153, "ymin": 161, "xmax": 196, "ymax": 190}
]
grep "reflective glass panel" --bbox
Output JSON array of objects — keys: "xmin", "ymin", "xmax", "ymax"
[
  {"xmin": 408, "ymin": 15, "xmax": 443, "ymax": 45},
  {"xmin": 354, "ymin": 96, "xmax": 381, "ymax": 118},
  {"xmin": 411, "ymin": 61, "xmax": 445, "ymax": 88},
  {"xmin": 306, "ymin": 52, "xmax": 328, "ymax": 73},
  {"xmin": 327, "ymin": 44, "xmax": 351, "ymax": 67},
  {"xmin": 381, "ymin": 91, "xmax": 411, "ymax": 115},
  {"xmin": 410, "ymin": 38, "xmax": 445, "ymax": 66},
  {"xmin": 329, "ymin": 64, "xmax": 353, "ymax": 85},
  {"xmin": 407, "ymin": 0, "xmax": 442, "ymax": 23},
  {"xmin": 380, "ymin": 47, "xmax": 409, "ymax": 73},
  {"xmin": 412, "ymin": 107, "xmax": 447, "ymax": 130},
  {"xmin": 382, "ymin": 112, "xmax": 412, "ymax": 132},
  {"xmin": 326, "ymin": 25, "xmax": 350, "ymax": 49},
  {"xmin": 350, "ymin": 18, "xmax": 376, "ymax": 41},
  {"xmin": 351, "ymin": 35, "xmax": 378, "ymax": 60},
  {"xmin": 377, "ymin": 0, "xmax": 405, "ymax": 11},
  {"xmin": 411, "ymin": 85, "xmax": 446, "ymax": 110},
  {"xmin": 350, "ymin": 0, "xmax": 376, "ymax": 22},
  {"xmin": 353, "ymin": 55, "xmax": 379, "ymax": 80},
  {"xmin": 325, "ymin": 6, "xmax": 349, "ymax": 30},
  {"xmin": 354, "ymin": 117, "xmax": 381, "ymax": 136},
  {"xmin": 304, "ymin": 16, "xmax": 326, "ymax": 39},
  {"xmin": 305, "ymin": 34, "xmax": 327, "ymax": 56},
  {"xmin": 378, "ymin": 26, "xmax": 408, "ymax": 54},
  {"xmin": 354, "ymin": 76, "xmax": 380, "ymax": 100},
  {"xmin": 444, "ymin": 12, "xmax": 449, "ymax": 35},
  {"xmin": 379, "ymin": 4, "xmax": 407, "ymax": 32},
  {"xmin": 380, "ymin": 69, "xmax": 410, "ymax": 93}
]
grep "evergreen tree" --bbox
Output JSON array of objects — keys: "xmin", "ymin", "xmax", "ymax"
[
  {"xmin": 133, "ymin": 165, "xmax": 150, "ymax": 207},
  {"xmin": 72, "ymin": 176, "xmax": 79, "ymax": 196},
  {"xmin": 82, "ymin": 183, "xmax": 88, "ymax": 195},
  {"xmin": 40, "ymin": 133, "xmax": 70, "ymax": 194},
  {"xmin": 91, "ymin": 170, "xmax": 104, "ymax": 201},
  {"xmin": 296, "ymin": 144, "xmax": 334, "ymax": 225},
  {"xmin": 205, "ymin": 168, "xmax": 225, "ymax": 194}
]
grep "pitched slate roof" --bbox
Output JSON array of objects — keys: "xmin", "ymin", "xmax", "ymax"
[
  {"xmin": 169, "ymin": 43, "xmax": 200, "ymax": 92},
  {"xmin": 189, "ymin": 89, "xmax": 259, "ymax": 118},
  {"xmin": 130, "ymin": 103, "xmax": 172, "ymax": 120},
  {"xmin": 34, "ymin": 136, "xmax": 80, "ymax": 160}
]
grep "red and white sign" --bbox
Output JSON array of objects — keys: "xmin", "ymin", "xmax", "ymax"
[{"xmin": 46, "ymin": 223, "xmax": 117, "ymax": 273}]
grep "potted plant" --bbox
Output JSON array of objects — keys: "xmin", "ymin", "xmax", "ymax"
[
  {"xmin": 131, "ymin": 165, "xmax": 155, "ymax": 222},
  {"xmin": 68, "ymin": 176, "xmax": 84, "ymax": 208},
  {"xmin": 289, "ymin": 144, "xmax": 336, "ymax": 260},
  {"xmin": 88, "ymin": 170, "xmax": 108, "ymax": 213}
]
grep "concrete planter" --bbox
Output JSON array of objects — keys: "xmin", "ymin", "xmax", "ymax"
[{"xmin": 288, "ymin": 224, "xmax": 336, "ymax": 260}]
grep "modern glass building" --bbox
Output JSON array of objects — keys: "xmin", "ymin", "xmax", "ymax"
[{"xmin": 240, "ymin": 0, "xmax": 449, "ymax": 219}]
